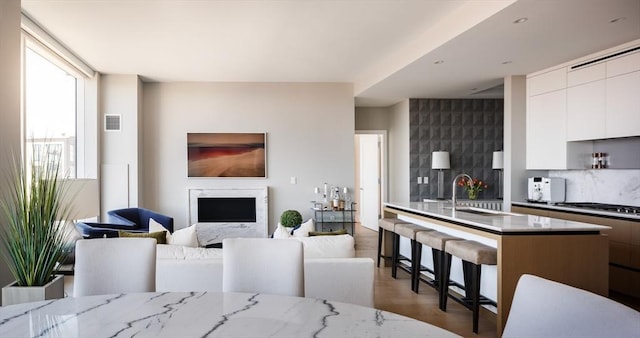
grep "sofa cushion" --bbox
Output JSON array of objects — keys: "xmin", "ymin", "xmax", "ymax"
[
  {"xmin": 157, "ymin": 244, "xmax": 223, "ymax": 260},
  {"xmin": 308, "ymin": 229, "xmax": 348, "ymax": 236},
  {"xmin": 119, "ymin": 230, "xmax": 167, "ymax": 244},
  {"xmin": 294, "ymin": 234, "xmax": 355, "ymax": 259},
  {"xmin": 169, "ymin": 224, "xmax": 199, "ymax": 247},
  {"xmin": 272, "ymin": 223, "xmax": 293, "ymax": 239},
  {"xmin": 150, "ymin": 220, "xmax": 199, "ymax": 247},
  {"xmin": 292, "ymin": 219, "xmax": 315, "ymax": 237}
]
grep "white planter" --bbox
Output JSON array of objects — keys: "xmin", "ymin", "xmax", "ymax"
[{"xmin": 2, "ymin": 274, "xmax": 65, "ymax": 306}]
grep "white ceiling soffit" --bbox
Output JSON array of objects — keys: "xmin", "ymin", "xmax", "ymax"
[
  {"xmin": 356, "ymin": 0, "xmax": 640, "ymax": 106},
  {"xmin": 21, "ymin": 0, "xmax": 640, "ymax": 107}
]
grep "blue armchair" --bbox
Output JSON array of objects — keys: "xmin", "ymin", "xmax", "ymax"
[
  {"xmin": 107, "ymin": 207, "xmax": 174, "ymax": 232},
  {"xmin": 75, "ymin": 208, "xmax": 174, "ymax": 238}
]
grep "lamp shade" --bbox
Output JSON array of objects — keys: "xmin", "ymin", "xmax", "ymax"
[
  {"xmin": 431, "ymin": 151, "xmax": 450, "ymax": 170},
  {"xmin": 492, "ymin": 151, "xmax": 504, "ymax": 169}
]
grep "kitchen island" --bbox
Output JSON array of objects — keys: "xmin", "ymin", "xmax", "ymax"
[
  {"xmin": 383, "ymin": 201, "xmax": 610, "ymax": 334},
  {"xmin": 512, "ymin": 201, "xmax": 640, "ymax": 299}
]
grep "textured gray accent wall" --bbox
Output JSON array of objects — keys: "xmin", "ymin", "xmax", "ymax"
[{"xmin": 410, "ymin": 99, "xmax": 504, "ymax": 201}]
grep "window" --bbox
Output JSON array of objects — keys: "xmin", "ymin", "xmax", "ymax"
[{"xmin": 23, "ymin": 40, "xmax": 83, "ymax": 178}]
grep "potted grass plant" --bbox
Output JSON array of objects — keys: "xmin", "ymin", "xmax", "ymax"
[{"xmin": 1, "ymin": 145, "xmax": 72, "ymax": 306}]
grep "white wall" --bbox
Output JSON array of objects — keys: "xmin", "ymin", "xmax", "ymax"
[
  {"xmin": 142, "ymin": 82, "xmax": 354, "ymax": 230},
  {"xmin": 503, "ymin": 75, "xmax": 528, "ymax": 210},
  {"xmin": 0, "ymin": 0, "xmax": 22, "ymax": 300},
  {"xmin": 388, "ymin": 100, "xmax": 410, "ymax": 201},
  {"xmin": 355, "ymin": 107, "xmax": 389, "ymax": 130},
  {"xmin": 100, "ymin": 75, "xmax": 143, "ymax": 217}
]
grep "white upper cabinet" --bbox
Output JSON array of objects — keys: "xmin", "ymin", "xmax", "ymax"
[
  {"xmin": 568, "ymin": 62, "xmax": 606, "ymax": 87},
  {"xmin": 606, "ymin": 70, "xmax": 640, "ymax": 138},
  {"xmin": 528, "ymin": 68, "xmax": 566, "ymax": 96},
  {"xmin": 567, "ymin": 79, "xmax": 606, "ymax": 141},
  {"xmin": 607, "ymin": 51, "xmax": 640, "ymax": 77},
  {"xmin": 526, "ymin": 89, "xmax": 568, "ymax": 170},
  {"xmin": 525, "ymin": 39, "xmax": 640, "ymax": 169}
]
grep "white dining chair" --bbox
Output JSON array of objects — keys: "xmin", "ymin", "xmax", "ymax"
[
  {"xmin": 74, "ymin": 237, "xmax": 157, "ymax": 297},
  {"xmin": 304, "ymin": 258, "xmax": 374, "ymax": 307},
  {"xmin": 222, "ymin": 238, "xmax": 304, "ymax": 297},
  {"xmin": 502, "ymin": 274, "xmax": 640, "ymax": 338}
]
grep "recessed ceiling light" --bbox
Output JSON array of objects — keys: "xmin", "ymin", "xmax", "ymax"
[
  {"xmin": 609, "ymin": 17, "xmax": 626, "ymax": 23},
  {"xmin": 513, "ymin": 17, "xmax": 528, "ymax": 24},
  {"xmin": 434, "ymin": 60, "xmax": 444, "ymax": 65},
  {"xmin": 502, "ymin": 61, "xmax": 513, "ymax": 65}
]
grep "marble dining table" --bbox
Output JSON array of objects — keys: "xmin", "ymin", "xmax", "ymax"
[{"xmin": 0, "ymin": 291, "xmax": 460, "ymax": 337}]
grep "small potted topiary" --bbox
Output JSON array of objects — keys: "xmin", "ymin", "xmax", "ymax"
[{"xmin": 280, "ymin": 210, "xmax": 303, "ymax": 228}]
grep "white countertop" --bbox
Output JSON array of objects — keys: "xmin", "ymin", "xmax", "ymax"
[
  {"xmin": 0, "ymin": 292, "xmax": 460, "ymax": 338},
  {"xmin": 385, "ymin": 201, "xmax": 611, "ymax": 234},
  {"xmin": 511, "ymin": 201, "xmax": 640, "ymax": 221}
]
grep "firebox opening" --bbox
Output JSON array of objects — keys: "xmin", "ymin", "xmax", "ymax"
[{"xmin": 198, "ymin": 197, "xmax": 257, "ymax": 223}]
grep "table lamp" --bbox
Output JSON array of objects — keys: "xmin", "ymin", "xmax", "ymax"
[
  {"xmin": 492, "ymin": 151, "xmax": 504, "ymax": 199},
  {"xmin": 431, "ymin": 151, "xmax": 450, "ymax": 199}
]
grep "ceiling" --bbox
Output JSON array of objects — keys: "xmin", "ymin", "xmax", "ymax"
[{"xmin": 22, "ymin": 0, "xmax": 640, "ymax": 107}]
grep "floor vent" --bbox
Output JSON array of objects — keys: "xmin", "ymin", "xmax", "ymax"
[{"xmin": 104, "ymin": 114, "xmax": 121, "ymax": 131}]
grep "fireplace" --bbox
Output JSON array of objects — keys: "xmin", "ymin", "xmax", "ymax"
[
  {"xmin": 198, "ymin": 197, "xmax": 257, "ymax": 223},
  {"xmin": 189, "ymin": 187, "xmax": 268, "ymax": 246}
]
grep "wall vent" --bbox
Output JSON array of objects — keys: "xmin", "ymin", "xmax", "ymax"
[
  {"xmin": 104, "ymin": 114, "xmax": 121, "ymax": 131},
  {"xmin": 570, "ymin": 46, "xmax": 640, "ymax": 70}
]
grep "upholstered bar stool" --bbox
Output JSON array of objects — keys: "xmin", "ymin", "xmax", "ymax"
[
  {"xmin": 393, "ymin": 223, "xmax": 434, "ymax": 290},
  {"xmin": 377, "ymin": 218, "xmax": 411, "ymax": 267},
  {"xmin": 441, "ymin": 240, "xmax": 497, "ymax": 333},
  {"xmin": 414, "ymin": 231, "xmax": 463, "ymax": 297}
]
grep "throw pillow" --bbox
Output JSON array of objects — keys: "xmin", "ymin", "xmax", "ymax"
[
  {"xmin": 292, "ymin": 219, "xmax": 315, "ymax": 237},
  {"xmin": 308, "ymin": 229, "xmax": 348, "ymax": 236},
  {"xmin": 168, "ymin": 224, "xmax": 199, "ymax": 247},
  {"xmin": 149, "ymin": 218, "xmax": 171, "ymax": 243},
  {"xmin": 119, "ymin": 230, "xmax": 167, "ymax": 244},
  {"xmin": 272, "ymin": 223, "xmax": 293, "ymax": 239}
]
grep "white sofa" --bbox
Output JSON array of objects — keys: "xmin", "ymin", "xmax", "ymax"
[{"xmin": 155, "ymin": 235, "xmax": 375, "ymax": 307}]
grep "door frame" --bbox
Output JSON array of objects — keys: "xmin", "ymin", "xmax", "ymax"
[{"xmin": 354, "ymin": 130, "xmax": 388, "ymax": 228}]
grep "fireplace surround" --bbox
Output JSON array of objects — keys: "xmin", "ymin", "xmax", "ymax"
[{"xmin": 189, "ymin": 187, "xmax": 268, "ymax": 246}]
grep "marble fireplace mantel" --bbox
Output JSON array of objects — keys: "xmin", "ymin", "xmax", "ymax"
[{"xmin": 189, "ymin": 187, "xmax": 268, "ymax": 246}]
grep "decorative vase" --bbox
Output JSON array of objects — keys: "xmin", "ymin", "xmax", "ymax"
[
  {"xmin": 1, "ymin": 274, "xmax": 65, "ymax": 306},
  {"xmin": 467, "ymin": 190, "xmax": 478, "ymax": 200}
]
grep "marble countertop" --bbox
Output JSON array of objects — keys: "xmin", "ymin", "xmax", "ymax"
[
  {"xmin": 511, "ymin": 201, "xmax": 640, "ymax": 221},
  {"xmin": 0, "ymin": 292, "xmax": 460, "ymax": 338},
  {"xmin": 385, "ymin": 201, "xmax": 611, "ymax": 234}
]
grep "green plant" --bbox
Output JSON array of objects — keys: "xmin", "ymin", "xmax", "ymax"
[
  {"xmin": 280, "ymin": 210, "xmax": 302, "ymax": 228},
  {"xmin": 1, "ymin": 146, "xmax": 72, "ymax": 286}
]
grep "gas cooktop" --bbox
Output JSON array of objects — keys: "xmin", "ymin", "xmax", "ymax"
[{"xmin": 555, "ymin": 202, "xmax": 640, "ymax": 215}]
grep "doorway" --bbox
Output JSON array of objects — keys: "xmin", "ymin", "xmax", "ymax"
[{"xmin": 355, "ymin": 131, "xmax": 386, "ymax": 231}]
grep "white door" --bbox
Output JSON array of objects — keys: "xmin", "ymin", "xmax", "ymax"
[{"xmin": 359, "ymin": 134, "xmax": 380, "ymax": 231}]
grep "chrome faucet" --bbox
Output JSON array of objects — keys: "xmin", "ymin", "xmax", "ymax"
[{"xmin": 452, "ymin": 173, "xmax": 472, "ymax": 210}]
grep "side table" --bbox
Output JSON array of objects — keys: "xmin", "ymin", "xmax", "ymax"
[{"xmin": 311, "ymin": 202, "xmax": 356, "ymax": 236}]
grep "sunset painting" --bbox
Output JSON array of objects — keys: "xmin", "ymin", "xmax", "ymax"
[{"xmin": 187, "ymin": 133, "xmax": 266, "ymax": 178}]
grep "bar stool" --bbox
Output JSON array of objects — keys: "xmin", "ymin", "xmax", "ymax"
[
  {"xmin": 377, "ymin": 218, "xmax": 410, "ymax": 267},
  {"xmin": 393, "ymin": 223, "xmax": 433, "ymax": 290},
  {"xmin": 414, "ymin": 231, "xmax": 463, "ymax": 298},
  {"xmin": 442, "ymin": 240, "xmax": 497, "ymax": 333}
]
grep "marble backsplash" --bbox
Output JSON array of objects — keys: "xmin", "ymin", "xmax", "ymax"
[{"xmin": 549, "ymin": 170, "xmax": 640, "ymax": 207}]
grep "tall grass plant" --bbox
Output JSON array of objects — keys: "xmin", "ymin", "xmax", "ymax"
[{"xmin": 1, "ymin": 145, "xmax": 72, "ymax": 286}]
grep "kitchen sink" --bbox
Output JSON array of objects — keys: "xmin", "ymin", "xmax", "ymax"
[{"xmin": 445, "ymin": 206, "xmax": 522, "ymax": 216}]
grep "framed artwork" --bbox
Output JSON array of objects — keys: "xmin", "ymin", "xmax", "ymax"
[{"xmin": 187, "ymin": 133, "xmax": 266, "ymax": 178}]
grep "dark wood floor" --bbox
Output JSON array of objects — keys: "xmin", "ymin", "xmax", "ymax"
[{"xmin": 353, "ymin": 223, "xmax": 497, "ymax": 338}]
